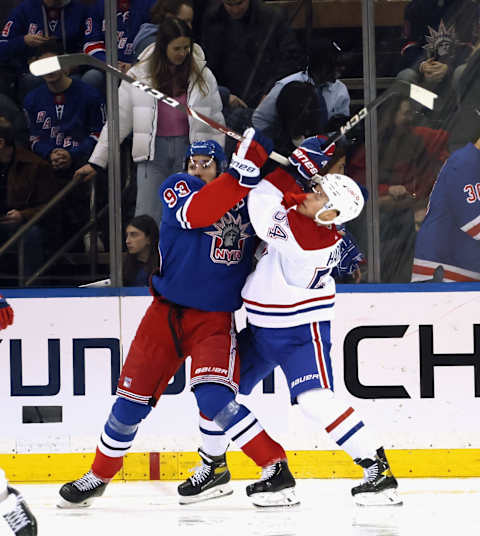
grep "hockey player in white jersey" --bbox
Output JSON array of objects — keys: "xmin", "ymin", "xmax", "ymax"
[
  {"xmin": 178, "ymin": 136, "xmax": 402, "ymax": 507},
  {"xmin": 0, "ymin": 297, "xmax": 38, "ymax": 535}
]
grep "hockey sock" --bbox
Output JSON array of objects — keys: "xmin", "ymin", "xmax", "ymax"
[
  {"xmin": 0, "ymin": 469, "xmax": 7, "ymax": 501},
  {"xmin": 92, "ymin": 397, "xmax": 151, "ymax": 480},
  {"xmin": 194, "ymin": 383, "xmax": 285, "ymax": 467},
  {"xmin": 199, "ymin": 412, "xmax": 229, "ymax": 456},
  {"xmin": 215, "ymin": 400, "xmax": 286, "ymax": 467},
  {"xmin": 297, "ymin": 388, "xmax": 377, "ymax": 461}
]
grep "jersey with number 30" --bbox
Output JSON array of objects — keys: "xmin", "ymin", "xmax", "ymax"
[
  {"xmin": 242, "ymin": 168, "xmax": 343, "ymax": 328},
  {"xmin": 152, "ymin": 172, "xmax": 256, "ymax": 311},
  {"xmin": 412, "ymin": 142, "xmax": 480, "ymax": 282}
]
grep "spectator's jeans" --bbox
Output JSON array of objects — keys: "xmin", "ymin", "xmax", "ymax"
[
  {"xmin": 135, "ymin": 135, "xmax": 189, "ymax": 227},
  {"xmin": 0, "ymin": 221, "xmax": 44, "ymax": 279}
]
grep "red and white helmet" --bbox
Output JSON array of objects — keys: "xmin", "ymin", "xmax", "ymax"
[{"xmin": 311, "ymin": 173, "xmax": 364, "ymax": 226}]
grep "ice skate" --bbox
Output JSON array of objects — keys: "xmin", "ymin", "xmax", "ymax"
[
  {"xmin": 351, "ymin": 447, "xmax": 402, "ymax": 506},
  {"xmin": 246, "ymin": 460, "xmax": 299, "ymax": 508},
  {"xmin": 0, "ymin": 486, "xmax": 37, "ymax": 536},
  {"xmin": 178, "ymin": 449, "xmax": 233, "ymax": 504},
  {"xmin": 57, "ymin": 470, "xmax": 107, "ymax": 508}
]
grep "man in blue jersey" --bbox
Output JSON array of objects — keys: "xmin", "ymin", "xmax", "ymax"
[
  {"xmin": 23, "ymin": 39, "xmax": 106, "ymax": 249},
  {"xmin": 412, "ymin": 135, "xmax": 480, "ymax": 282},
  {"xmin": 58, "ymin": 129, "xmax": 299, "ymax": 509},
  {"xmin": 0, "ymin": 296, "xmax": 38, "ymax": 535}
]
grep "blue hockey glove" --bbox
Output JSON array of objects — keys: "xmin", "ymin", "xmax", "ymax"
[
  {"xmin": 228, "ymin": 127, "xmax": 273, "ymax": 188},
  {"xmin": 0, "ymin": 296, "xmax": 14, "ymax": 330},
  {"xmin": 331, "ymin": 232, "xmax": 365, "ymax": 279}
]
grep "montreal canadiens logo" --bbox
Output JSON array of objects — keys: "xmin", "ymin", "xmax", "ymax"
[{"xmin": 206, "ymin": 212, "xmax": 251, "ymax": 265}]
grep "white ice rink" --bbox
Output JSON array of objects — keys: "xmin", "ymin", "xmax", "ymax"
[{"xmin": 4, "ymin": 478, "xmax": 480, "ymax": 536}]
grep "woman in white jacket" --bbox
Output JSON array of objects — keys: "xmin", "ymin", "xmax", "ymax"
[{"xmin": 74, "ymin": 17, "xmax": 225, "ymax": 225}]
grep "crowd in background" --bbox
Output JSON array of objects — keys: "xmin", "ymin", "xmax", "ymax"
[{"xmin": 0, "ymin": 0, "xmax": 478, "ymax": 287}]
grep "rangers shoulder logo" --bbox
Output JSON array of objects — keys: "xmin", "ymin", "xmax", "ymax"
[{"xmin": 206, "ymin": 212, "xmax": 251, "ymax": 266}]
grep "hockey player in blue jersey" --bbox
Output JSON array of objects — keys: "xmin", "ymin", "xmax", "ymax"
[
  {"xmin": 412, "ymin": 136, "xmax": 480, "ymax": 282},
  {"xmin": 0, "ymin": 297, "xmax": 37, "ymax": 535},
  {"xmin": 58, "ymin": 130, "xmax": 299, "ymax": 509},
  {"xmin": 179, "ymin": 136, "xmax": 402, "ymax": 507}
]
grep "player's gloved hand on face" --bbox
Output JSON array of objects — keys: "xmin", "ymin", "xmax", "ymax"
[
  {"xmin": 331, "ymin": 232, "xmax": 365, "ymax": 279},
  {"xmin": 0, "ymin": 296, "xmax": 14, "ymax": 330},
  {"xmin": 228, "ymin": 127, "xmax": 273, "ymax": 188}
]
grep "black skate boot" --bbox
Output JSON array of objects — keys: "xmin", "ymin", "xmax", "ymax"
[
  {"xmin": 178, "ymin": 449, "xmax": 233, "ymax": 504},
  {"xmin": 351, "ymin": 447, "xmax": 402, "ymax": 506},
  {"xmin": 0, "ymin": 486, "xmax": 38, "ymax": 536},
  {"xmin": 58, "ymin": 470, "xmax": 107, "ymax": 508},
  {"xmin": 246, "ymin": 460, "xmax": 299, "ymax": 507}
]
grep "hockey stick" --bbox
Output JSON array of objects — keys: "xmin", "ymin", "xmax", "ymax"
[
  {"xmin": 28, "ymin": 53, "xmax": 292, "ymax": 165},
  {"xmin": 322, "ymin": 79, "xmax": 437, "ymax": 152},
  {"xmin": 30, "ymin": 53, "xmax": 437, "ymax": 166}
]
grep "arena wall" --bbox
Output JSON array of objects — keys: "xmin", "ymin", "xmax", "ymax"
[{"xmin": 1, "ymin": 284, "xmax": 479, "ymax": 482}]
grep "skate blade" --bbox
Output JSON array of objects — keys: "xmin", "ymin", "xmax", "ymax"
[
  {"xmin": 251, "ymin": 487, "xmax": 300, "ymax": 508},
  {"xmin": 57, "ymin": 496, "xmax": 96, "ymax": 509},
  {"xmin": 179, "ymin": 485, "xmax": 233, "ymax": 505},
  {"xmin": 354, "ymin": 488, "xmax": 403, "ymax": 507}
]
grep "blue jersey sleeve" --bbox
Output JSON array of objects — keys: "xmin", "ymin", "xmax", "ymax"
[
  {"xmin": 446, "ymin": 147, "xmax": 480, "ymax": 239},
  {"xmin": 159, "ymin": 173, "xmax": 206, "ymax": 230}
]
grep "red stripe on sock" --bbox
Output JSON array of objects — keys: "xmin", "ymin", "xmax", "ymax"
[
  {"xmin": 241, "ymin": 430, "xmax": 286, "ymax": 467},
  {"xmin": 91, "ymin": 448, "xmax": 123, "ymax": 480},
  {"xmin": 149, "ymin": 452, "xmax": 160, "ymax": 480},
  {"xmin": 325, "ymin": 407, "xmax": 354, "ymax": 433}
]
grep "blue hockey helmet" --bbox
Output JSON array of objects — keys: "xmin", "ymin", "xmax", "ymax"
[{"xmin": 185, "ymin": 140, "xmax": 227, "ymax": 173}]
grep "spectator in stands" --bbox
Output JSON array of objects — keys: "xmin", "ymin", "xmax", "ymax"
[
  {"xmin": 260, "ymin": 80, "xmax": 324, "ymax": 176},
  {"xmin": 411, "ymin": 134, "xmax": 480, "ymax": 282},
  {"xmin": 347, "ymin": 95, "xmax": 449, "ymax": 283},
  {"xmin": 399, "ymin": 0, "xmax": 478, "ymax": 69},
  {"xmin": 448, "ymin": 42, "xmax": 480, "ymax": 151},
  {"xmin": 397, "ymin": 1, "xmax": 478, "ymax": 129},
  {"xmin": 123, "ymin": 214, "xmax": 159, "ymax": 286},
  {"xmin": 252, "ymin": 38, "xmax": 350, "ymax": 140},
  {"xmin": 200, "ymin": 0, "xmax": 303, "ymax": 109},
  {"xmin": 0, "ymin": 115, "xmax": 60, "ymax": 278},
  {"xmin": 0, "ymin": 0, "xmax": 89, "ymax": 104},
  {"xmin": 82, "ymin": 0, "xmax": 157, "ymax": 90},
  {"xmin": 133, "ymin": 0, "xmax": 194, "ymax": 60},
  {"xmin": 24, "ymin": 39, "xmax": 106, "ymax": 250},
  {"xmin": 74, "ymin": 17, "xmax": 225, "ymax": 227}
]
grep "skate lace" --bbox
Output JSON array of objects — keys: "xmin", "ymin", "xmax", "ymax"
[
  {"xmin": 73, "ymin": 471, "xmax": 104, "ymax": 492},
  {"xmin": 363, "ymin": 461, "xmax": 379, "ymax": 483},
  {"xmin": 189, "ymin": 464, "xmax": 212, "ymax": 486},
  {"xmin": 3, "ymin": 495, "xmax": 30, "ymax": 531},
  {"xmin": 260, "ymin": 463, "xmax": 277, "ymax": 481}
]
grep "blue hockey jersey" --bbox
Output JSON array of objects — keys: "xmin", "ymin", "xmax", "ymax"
[
  {"xmin": 24, "ymin": 78, "xmax": 106, "ymax": 163},
  {"xmin": 412, "ymin": 142, "xmax": 480, "ymax": 282},
  {"xmin": 0, "ymin": 0, "xmax": 89, "ymax": 73},
  {"xmin": 152, "ymin": 172, "xmax": 256, "ymax": 312},
  {"xmin": 83, "ymin": 0, "xmax": 155, "ymax": 64}
]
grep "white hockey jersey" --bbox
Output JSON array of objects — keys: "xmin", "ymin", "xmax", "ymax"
[{"xmin": 242, "ymin": 168, "xmax": 343, "ymax": 328}]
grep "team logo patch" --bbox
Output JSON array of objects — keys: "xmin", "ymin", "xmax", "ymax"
[
  {"xmin": 206, "ymin": 212, "xmax": 250, "ymax": 266},
  {"xmin": 123, "ymin": 376, "xmax": 132, "ymax": 388}
]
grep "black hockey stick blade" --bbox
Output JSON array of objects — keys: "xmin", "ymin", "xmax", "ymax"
[
  {"xmin": 322, "ymin": 80, "xmax": 438, "ymax": 152},
  {"xmin": 29, "ymin": 53, "xmax": 290, "ymax": 166}
]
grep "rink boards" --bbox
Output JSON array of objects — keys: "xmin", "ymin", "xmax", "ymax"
[{"xmin": 1, "ymin": 283, "xmax": 479, "ymax": 482}]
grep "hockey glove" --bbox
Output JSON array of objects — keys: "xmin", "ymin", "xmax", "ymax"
[
  {"xmin": 228, "ymin": 127, "xmax": 273, "ymax": 188},
  {"xmin": 331, "ymin": 232, "xmax": 365, "ymax": 279},
  {"xmin": 0, "ymin": 296, "xmax": 14, "ymax": 330}
]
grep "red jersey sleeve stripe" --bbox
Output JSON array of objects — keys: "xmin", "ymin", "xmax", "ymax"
[{"xmin": 185, "ymin": 172, "xmax": 250, "ymax": 228}]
